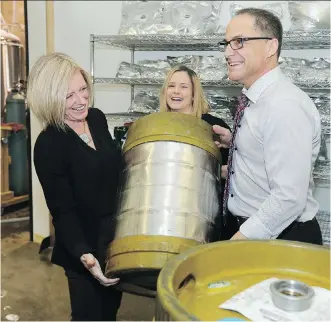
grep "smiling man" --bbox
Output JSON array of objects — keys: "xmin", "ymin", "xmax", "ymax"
[{"xmin": 213, "ymin": 8, "xmax": 323, "ymax": 244}]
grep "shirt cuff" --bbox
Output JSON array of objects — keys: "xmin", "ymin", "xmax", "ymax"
[{"xmin": 239, "ymin": 215, "xmax": 274, "ymax": 239}]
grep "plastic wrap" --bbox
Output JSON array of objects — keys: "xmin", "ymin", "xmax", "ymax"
[{"xmin": 289, "ymin": 1, "xmax": 330, "ymax": 31}]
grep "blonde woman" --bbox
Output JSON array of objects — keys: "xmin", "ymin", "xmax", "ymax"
[
  {"xmin": 27, "ymin": 53, "xmax": 122, "ymax": 321},
  {"xmin": 160, "ymin": 65, "xmax": 232, "ymax": 240}
]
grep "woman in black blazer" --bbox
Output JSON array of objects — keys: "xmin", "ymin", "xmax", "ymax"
[{"xmin": 27, "ymin": 53, "xmax": 122, "ymax": 321}]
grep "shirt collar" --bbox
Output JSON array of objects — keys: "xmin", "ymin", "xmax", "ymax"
[{"xmin": 242, "ymin": 66, "xmax": 282, "ymax": 104}]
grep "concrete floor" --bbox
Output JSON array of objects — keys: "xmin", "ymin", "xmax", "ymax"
[{"xmin": 1, "ymin": 208, "xmax": 155, "ymax": 321}]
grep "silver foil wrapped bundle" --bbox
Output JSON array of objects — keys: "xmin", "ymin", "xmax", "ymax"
[
  {"xmin": 301, "ymin": 58, "xmax": 330, "ymax": 84},
  {"xmin": 311, "ymin": 95, "xmax": 330, "ymax": 129},
  {"xmin": 313, "ymin": 160, "xmax": 330, "ymax": 186},
  {"xmin": 116, "ymin": 62, "xmax": 141, "ymax": 78},
  {"xmin": 198, "ymin": 68, "xmax": 228, "ymax": 81},
  {"xmin": 289, "ymin": 1, "xmax": 330, "ymax": 31},
  {"xmin": 119, "ymin": 1, "xmax": 173, "ymax": 35},
  {"xmin": 119, "ymin": 1, "xmax": 222, "ymax": 35},
  {"xmin": 305, "ymin": 93, "xmax": 330, "ymax": 161},
  {"xmin": 140, "ymin": 68, "xmax": 168, "ymax": 79},
  {"xmin": 162, "ymin": 1, "xmax": 222, "ymax": 35},
  {"xmin": 278, "ymin": 57, "xmax": 310, "ymax": 82},
  {"xmin": 167, "ymin": 55, "xmax": 202, "ymax": 70},
  {"xmin": 315, "ymin": 210, "xmax": 330, "ymax": 245},
  {"xmin": 137, "ymin": 59, "xmax": 171, "ymax": 70},
  {"xmin": 116, "ymin": 61, "xmax": 169, "ymax": 79},
  {"xmin": 197, "ymin": 56, "xmax": 228, "ymax": 81},
  {"xmin": 318, "ymin": 132, "xmax": 329, "ymax": 161},
  {"xmin": 229, "ymin": 1, "xmax": 290, "ymax": 29},
  {"xmin": 128, "ymin": 90, "xmax": 160, "ymax": 114},
  {"xmin": 279, "ymin": 57, "xmax": 330, "ymax": 85}
]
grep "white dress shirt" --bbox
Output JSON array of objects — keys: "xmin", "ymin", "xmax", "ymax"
[{"xmin": 227, "ymin": 66, "xmax": 321, "ymax": 239}]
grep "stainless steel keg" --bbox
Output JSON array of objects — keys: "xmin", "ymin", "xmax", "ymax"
[{"xmin": 106, "ymin": 112, "xmax": 221, "ymax": 292}]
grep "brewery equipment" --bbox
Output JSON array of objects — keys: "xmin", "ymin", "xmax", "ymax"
[{"xmin": 1, "ymin": 29, "xmax": 25, "ymax": 118}]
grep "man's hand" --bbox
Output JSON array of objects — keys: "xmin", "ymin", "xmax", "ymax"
[
  {"xmin": 80, "ymin": 253, "xmax": 120, "ymax": 287},
  {"xmin": 212, "ymin": 125, "xmax": 232, "ymax": 149},
  {"xmin": 230, "ymin": 231, "xmax": 248, "ymax": 240}
]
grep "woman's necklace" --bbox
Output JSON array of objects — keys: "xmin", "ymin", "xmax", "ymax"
[{"xmin": 79, "ymin": 121, "xmax": 91, "ymax": 144}]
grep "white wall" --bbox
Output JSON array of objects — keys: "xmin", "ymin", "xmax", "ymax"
[{"xmin": 27, "ymin": 1, "xmax": 330, "ymax": 241}]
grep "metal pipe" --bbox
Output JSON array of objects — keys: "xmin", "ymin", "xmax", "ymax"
[
  {"xmin": 24, "ymin": 0, "xmax": 33, "ymax": 242},
  {"xmin": 130, "ymin": 49, "xmax": 135, "ymax": 103},
  {"xmin": 1, "ymin": 216, "xmax": 29, "ymax": 224},
  {"xmin": 12, "ymin": 0, "xmax": 17, "ymax": 25},
  {"xmin": 90, "ymin": 34, "xmax": 95, "ymax": 82}
]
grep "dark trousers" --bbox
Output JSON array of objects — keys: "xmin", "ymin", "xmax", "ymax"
[
  {"xmin": 220, "ymin": 213, "xmax": 323, "ymax": 245},
  {"xmin": 277, "ymin": 217, "xmax": 323, "ymax": 245},
  {"xmin": 65, "ymin": 269, "xmax": 122, "ymax": 321}
]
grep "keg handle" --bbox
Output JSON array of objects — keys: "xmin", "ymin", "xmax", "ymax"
[{"xmin": 176, "ymin": 273, "xmax": 196, "ymax": 294}]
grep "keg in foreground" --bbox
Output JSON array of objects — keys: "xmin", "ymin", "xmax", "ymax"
[
  {"xmin": 155, "ymin": 240, "xmax": 330, "ymax": 321},
  {"xmin": 105, "ymin": 112, "xmax": 222, "ymax": 291}
]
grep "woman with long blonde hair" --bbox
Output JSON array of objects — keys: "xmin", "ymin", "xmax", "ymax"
[
  {"xmin": 160, "ymin": 65, "xmax": 231, "ymax": 240},
  {"xmin": 27, "ymin": 52, "xmax": 122, "ymax": 321}
]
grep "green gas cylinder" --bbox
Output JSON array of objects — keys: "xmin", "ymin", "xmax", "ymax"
[{"xmin": 4, "ymin": 90, "xmax": 28, "ymax": 196}]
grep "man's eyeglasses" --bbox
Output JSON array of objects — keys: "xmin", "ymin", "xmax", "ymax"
[{"xmin": 218, "ymin": 37, "xmax": 272, "ymax": 50}]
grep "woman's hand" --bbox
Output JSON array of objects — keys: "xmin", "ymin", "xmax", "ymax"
[
  {"xmin": 80, "ymin": 253, "xmax": 120, "ymax": 287},
  {"xmin": 221, "ymin": 165, "xmax": 228, "ymax": 179},
  {"xmin": 212, "ymin": 125, "xmax": 232, "ymax": 149}
]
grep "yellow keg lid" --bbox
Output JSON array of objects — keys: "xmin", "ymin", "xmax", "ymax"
[{"xmin": 123, "ymin": 112, "xmax": 221, "ymax": 161}]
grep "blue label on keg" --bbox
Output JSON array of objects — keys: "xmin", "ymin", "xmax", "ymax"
[{"xmin": 208, "ymin": 280, "xmax": 231, "ymax": 288}]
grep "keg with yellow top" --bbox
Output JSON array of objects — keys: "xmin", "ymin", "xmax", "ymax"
[{"xmin": 105, "ymin": 112, "xmax": 222, "ymax": 292}]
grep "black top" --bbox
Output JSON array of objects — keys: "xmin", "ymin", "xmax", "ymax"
[
  {"xmin": 201, "ymin": 113, "xmax": 230, "ymax": 166},
  {"xmin": 34, "ymin": 108, "xmax": 123, "ymax": 271}
]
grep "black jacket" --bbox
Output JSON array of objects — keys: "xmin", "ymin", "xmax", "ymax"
[{"xmin": 34, "ymin": 108, "xmax": 123, "ymax": 272}]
